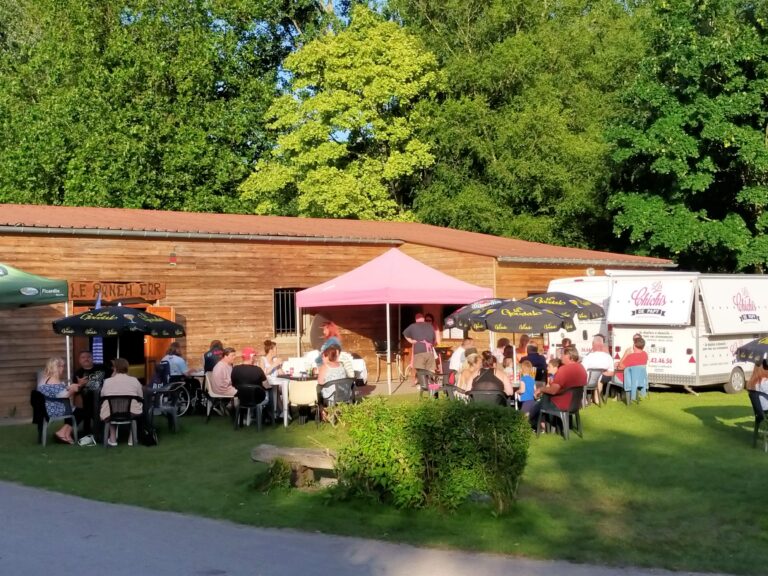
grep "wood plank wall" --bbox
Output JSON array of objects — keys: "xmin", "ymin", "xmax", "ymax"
[
  {"xmin": 0, "ymin": 234, "xmax": 392, "ymax": 417},
  {"xmin": 0, "ymin": 232, "xmax": 651, "ymax": 418}
]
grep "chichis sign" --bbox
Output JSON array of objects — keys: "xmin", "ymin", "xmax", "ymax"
[
  {"xmin": 699, "ymin": 277, "xmax": 768, "ymax": 335},
  {"xmin": 607, "ymin": 277, "xmax": 695, "ymax": 326},
  {"xmin": 69, "ymin": 281, "xmax": 166, "ymax": 302}
]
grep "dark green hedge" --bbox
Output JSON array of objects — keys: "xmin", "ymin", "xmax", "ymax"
[{"xmin": 334, "ymin": 398, "xmax": 530, "ymax": 513}]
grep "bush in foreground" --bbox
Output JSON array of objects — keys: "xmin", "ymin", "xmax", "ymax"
[{"xmin": 334, "ymin": 398, "xmax": 530, "ymax": 513}]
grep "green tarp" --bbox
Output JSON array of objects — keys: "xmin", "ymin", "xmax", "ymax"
[{"xmin": 0, "ymin": 263, "xmax": 68, "ymax": 309}]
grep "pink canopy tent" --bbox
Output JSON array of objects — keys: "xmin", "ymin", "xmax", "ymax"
[{"xmin": 296, "ymin": 248, "xmax": 492, "ymax": 393}]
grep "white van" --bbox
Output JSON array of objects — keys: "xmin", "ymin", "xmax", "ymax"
[{"xmin": 547, "ymin": 272, "xmax": 768, "ymax": 393}]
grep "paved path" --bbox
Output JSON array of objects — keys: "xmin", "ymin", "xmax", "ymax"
[{"xmin": 0, "ymin": 481, "xmax": 729, "ymax": 576}]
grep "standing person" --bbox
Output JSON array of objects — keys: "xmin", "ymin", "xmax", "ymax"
[
  {"xmin": 516, "ymin": 334, "xmax": 530, "ymax": 357},
  {"xmin": 457, "ymin": 349, "xmax": 480, "ymax": 392},
  {"xmin": 38, "ymin": 357, "xmax": 81, "ymax": 444},
  {"xmin": 517, "ymin": 360, "xmax": 537, "ymax": 416},
  {"xmin": 100, "ymin": 358, "xmax": 144, "ymax": 446},
  {"xmin": 210, "ymin": 347, "xmax": 238, "ymax": 399},
  {"xmin": 529, "ymin": 347, "xmax": 587, "ymax": 430},
  {"xmin": 747, "ymin": 361, "xmax": 768, "ymax": 411},
  {"xmin": 424, "ymin": 313, "xmax": 442, "ymax": 346},
  {"xmin": 315, "ymin": 321, "xmax": 342, "ymax": 366},
  {"xmin": 403, "ymin": 313, "xmax": 437, "ymax": 379},
  {"xmin": 203, "ymin": 340, "xmax": 224, "ymax": 372},
  {"xmin": 581, "ymin": 334, "xmax": 614, "ymax": 405},
  {"xmin": 448, "ymin": 338, "xmax": 473, "ymax": 386}
]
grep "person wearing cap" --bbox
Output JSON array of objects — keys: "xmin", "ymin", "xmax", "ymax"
[{"xmin": 232, "ymin": 347, "xmax": 267, "ymax": 390}]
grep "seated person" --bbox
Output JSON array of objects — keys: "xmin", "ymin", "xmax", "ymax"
[
  {"xmin": 231, "ymin": 347, "xmax": 267, "ymax": 390},
  {"xmin": 616, "ymin": 336, "xmax": 649, "ymax": 383},
  {"xmin": 581, "ymin": 334, "xmax": 614, "ymax": 403},
  {"xmin": 520, "ymin": 343, "xmax": 548, "ymax": 381},
  {"xmin": 203, "ymin": 340, "xmax": 224, "ymax": 372},
  {"xmin": 448, "ymin": 338, "xmax": 473, "ymax": 385},
  {"xmin": 38, "ymin": 356, "xmax": 82, "ymax": 444},
  {"xmin": 161, "ymin": 342, "xmax": 196, "ymax": 382},
  {"xmin": 260, "ymin": 339, "xmax": 284, "ymax": 384},
  {"xmin": 471, "ymin": 351, "xmax": 506, "ymax": 394},
  {"xmin": 100, "ymin": 358, "xmax": 144, "ymax": 447},
  {"xmin": 317, "ymin": 345, "xmax": 348, "ymax": 417},
  {"xmin": 72, "ymin": 350, "xmax": 105, "ymax": 436},
  {"xmin": 529, "ymin": 347, "xmax": 587, "ymax": 430},
  {"xmin": 73, "ymin": 350, "xmax": 106, "ymax": 388},
  {"xmin": 456, "ymin": 350, "xmax": 480, "ymax": 393},
  {"xmin": 210, "ymin": 347, "xmax": 239, "ymax": 398},
  {"xmin": 517, "ymin": 360, "xmax": 537, "ymax": 416}
]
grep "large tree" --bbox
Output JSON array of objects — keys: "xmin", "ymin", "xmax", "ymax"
[
  {"xmin": 387, "ymin": 0, "xmax": 649, "ymax": 246},
  {"xmin": 0, "ymin": 0, "xmax": 328, "ymax": 212},
  {"xmin": 239, "ymin": 5, "xmax": 440, "ymax": 219},
  {"xmin": 610, "ymin": 0, "xmax": 768, "ymax": 271}
]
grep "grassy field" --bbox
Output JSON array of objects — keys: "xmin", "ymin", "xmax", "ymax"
[{"xmin": 1, "ymin": 389, "xmax": 767, "ymax": 575}]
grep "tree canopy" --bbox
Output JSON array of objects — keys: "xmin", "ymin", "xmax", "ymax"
[
  {"xmin": 610, "ymin": 0, "xmax": 768, "ymax": 271},
  {"xmin": 239, "ymin": 5, "xmax": 440, "ymax": 220},
  {"xmin": 2, "ymin": 0, "xmax": 768, "ymax": 272},
  {"xmin": 0, "ymin": 0, "xmax": 324, "ymax": 211}
]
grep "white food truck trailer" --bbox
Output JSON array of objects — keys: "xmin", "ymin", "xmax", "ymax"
[{"xmin": 548, "ymin": 271, "xmax": 768, "ymax": 393}]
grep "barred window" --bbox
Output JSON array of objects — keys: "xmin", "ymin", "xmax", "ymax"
[{"xmin": 273, "ymin": 288, "xmax": 301, "ymax": 335}]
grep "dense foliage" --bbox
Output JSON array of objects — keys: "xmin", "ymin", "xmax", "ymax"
[
  {"xmin": 610, "ymin": 0, "xmax": 768, "ymax": 271},
  {"xmin": 0, "ymin": 0, "xmax": 327, "ymax": 211},
  {"xmin": 240, "ymin": 6, "xmax": 439, "ymax": 219},
  {"xmin": 2, "ymin": 0, "xmax": 767, "ymax": 271},
  {"xmin": 335, "ymin": 398, "xmax": 531, "ymax": 513}
]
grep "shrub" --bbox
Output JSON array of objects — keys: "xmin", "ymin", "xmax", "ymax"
[{"xmin": 335, "ymin": 398, "xmax": 530, "ymax": 513}]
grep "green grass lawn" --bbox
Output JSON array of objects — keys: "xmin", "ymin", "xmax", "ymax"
[{"xmin": 1, "ymin": 390, "xmax": 767, "ymax": 575}]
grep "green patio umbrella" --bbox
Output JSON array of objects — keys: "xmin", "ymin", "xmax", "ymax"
[{"xmin": 0, "ymin": 263, "xmax": 68, "ymax": 309}]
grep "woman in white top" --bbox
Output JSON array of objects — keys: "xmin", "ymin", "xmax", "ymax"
[
  {"xmin": 260, "ymin": 340, "xmax": 284, "ymax": 383},
  {"xmin": 747, "ymin": 361, "xmax": 768, "ymax": 411}
]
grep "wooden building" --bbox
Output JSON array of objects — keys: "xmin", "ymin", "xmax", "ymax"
[{"xmin": 0, "ymin": 203, "xmax": 673, "ymax": 417}]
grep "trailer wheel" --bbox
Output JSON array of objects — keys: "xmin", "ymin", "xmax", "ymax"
[{"xmin": 724, "ymin": 368, "xmax": 745, "ymax": 394}]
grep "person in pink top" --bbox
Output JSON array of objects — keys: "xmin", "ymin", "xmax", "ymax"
[
  {"xmin": 616, "ymin": 335, "xmax": 648, "ymax": 383},
  {"xmin": 210, "ymin": 347, "xmax": 238, "ymax": 397}
]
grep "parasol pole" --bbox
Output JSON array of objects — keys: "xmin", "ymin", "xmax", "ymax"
[
  {"xmin": 386, "ymin": 302, "xmax": 392, "ymax": 395},
  {"xmin": 296, "ymin": 302, "xmax": 301, "ymax": 357},
  {"xmin": 64, "ymin": 301, "xmax": 71, "ymax": 382}
]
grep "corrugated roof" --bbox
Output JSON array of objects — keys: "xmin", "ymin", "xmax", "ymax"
[{"xmin": 0, "ymin": 203, "xmax": 673, "ymax": 267}]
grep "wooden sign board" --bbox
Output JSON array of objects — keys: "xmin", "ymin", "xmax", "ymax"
[{"xmin": 69, "ymin": 281, "xmax": 166, "ymax": 303}]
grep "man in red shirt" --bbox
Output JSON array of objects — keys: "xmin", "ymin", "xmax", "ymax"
[{"xmin": 529, "ymin": 347, "xmax": 587, "ymax": 429}]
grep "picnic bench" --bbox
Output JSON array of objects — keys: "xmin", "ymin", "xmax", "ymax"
[{"xmin": 251, "ymin": 444, "xmax": 337, "ymax": 487}]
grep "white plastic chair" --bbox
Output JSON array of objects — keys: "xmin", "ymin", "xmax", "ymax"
[
  {"xmin": 288, "ymin": 379, "xmax": 318, "ymax": 424},
  {"xmin": 204, "ymin": 372, "xmax": 235, "ymax": 424}
]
